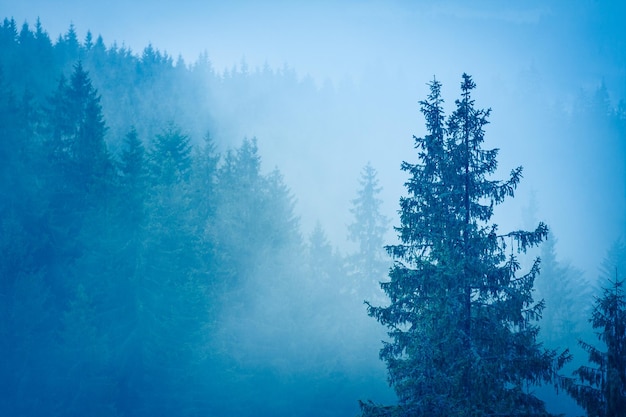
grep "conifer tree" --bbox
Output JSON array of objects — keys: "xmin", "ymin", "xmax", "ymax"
[
  {"xmin": 191, "ymin": 132, "xmax": 220, "ymax": 220},
  {"xmin": 147, "ymin": 123, "xmax": 192, "ymax": 185},
  {"xmin": 133, "ymin": 123, "xmax": 209, "ymax": 416},
  {"xmin": 46, "ymin": 61, "xmax": 111, "ymax": 195},
  {"xmin": 362, "ymin": 75, "xmax": 559, "ymax": 417},
  {"xmin": 213, "ymin": 138, "xmax": 265, "ymax": 283},
  {"xmin": 347, "ymin": 162, "xmax": 390, "ymax": 299},
  {"xmin": 565, "ymin": 241, "xmax": 626, "ymax": 417},
  {"xmin": 535, "ymin": 233, "xmax": 590, "ymax": 347},
  {"xmin": 55, "ymin": 24, "xmax": 81, "ymax": 68}
]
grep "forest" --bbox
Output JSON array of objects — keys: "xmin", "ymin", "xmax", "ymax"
[{"xmin": 0, "ymin": 16, "xmax": 625, "ymax": 417}]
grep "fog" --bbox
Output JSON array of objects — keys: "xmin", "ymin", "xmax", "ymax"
[
  {"xmin": 6, "ymin": 0, "xmax": 625, "ymax": 269},
  {"xmin": 2, "ymin": 1, "xmax": 625, "ymax": 416}
]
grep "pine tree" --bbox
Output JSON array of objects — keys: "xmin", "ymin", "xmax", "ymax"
[
  {"xmin": 147, "ymin": 122, "xmax": 192, "ymax": 185},
  {"xmin": 535, "ymin": 233, "xmax": 590, "ymax": 347},
  {"xmin": 45, "ymin": 61, "xmax": 111, "ymax": 196},
  {"xmin": 115, "ymin": 126, "xmax": 146, "ymax": 213},
  {"xmin": 0, "ymin": 69, "xmax": 58, "ymax": 416},
  {"xmin": 347, "ymin": 162, "xmax": 390, "ymax": 300},
  {"xmin": 307, "ymin": 221, "xmax": 345, "ymax": 288},
  {"xmin": 362, "ymin": 75, "xmax": 559, "ymax": 417},
  {"xmin": 191, "ymin": 132, "xmax": 220, "ymax": 221},
  {"xmin": 55, "ymin": 23, "xmax": 81, "ymax": 69},
  {"xmin": 129, "ymin": 123, "xmax": 209, "ymax": 416},
  {"xmin": 213, "ymin": 138, "xmax": 266, "ymax": 284},
  {"xmin": 565, "ymin": 241, "xmax": 626, "ymax": 417}
]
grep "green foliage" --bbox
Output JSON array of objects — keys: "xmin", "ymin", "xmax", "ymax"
[{"xmin": 363, "ymin": 75, "xmax": 557, "ymax": 416}]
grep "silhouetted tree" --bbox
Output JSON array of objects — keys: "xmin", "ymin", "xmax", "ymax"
[{"xmin": 362, "ymin": 75, "xmax": 560, "ymax": 417}]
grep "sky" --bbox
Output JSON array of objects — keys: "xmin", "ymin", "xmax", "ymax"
[
  {"xmin": 3, "ymin": 0, "xmax": 625, "ymax": 275},
  {"xmin": 4, "ymin": 1, "xmax": 624, "ymax": 88}
]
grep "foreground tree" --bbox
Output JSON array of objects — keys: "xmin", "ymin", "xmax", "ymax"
[
  {"xmin": 361, "ymin": 75, "xmax": 560, "ymax": 417},
  {"xmin": 565, "ymin": 241, "xmax": 626, "ymax": 417}
]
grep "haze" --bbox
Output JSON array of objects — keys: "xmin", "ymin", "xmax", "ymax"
[
  {"xmin": 5, "ymin": 1, "xmax": 624, "ymax": 271},
  {"xmin": 1, "ymin": 1, "xmax": 625, "ymax": 416}
]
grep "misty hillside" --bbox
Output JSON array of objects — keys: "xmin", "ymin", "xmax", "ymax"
[
  {"xmin": 0, "ymin": 18, "xmax": 396, "ymax": 417},
  {"xmin": 1, "ymin": 13, "xmax": 625, "ymax": 417}
]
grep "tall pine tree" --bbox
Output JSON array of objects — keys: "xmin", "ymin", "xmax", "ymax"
[{"xmin": 362, "ymin": 75, "xmax": 559, "ymax": 417}]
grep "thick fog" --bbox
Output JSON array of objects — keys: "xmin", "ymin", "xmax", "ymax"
[
  {"xmin": 2, "ymin": 1, "xmax": 625, "ymax": 416},
  {"xmin": 7, "ymin": 0, "xmax": 625, "ymax": 268}
]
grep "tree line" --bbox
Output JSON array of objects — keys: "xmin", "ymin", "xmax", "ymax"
[
  {"xmin": 1, "ymin": 17, "xmax": 625, "ymax": 417},
  {"xmin": 0, "ymin": 18, "xmax": 392, "ymax": 417}
]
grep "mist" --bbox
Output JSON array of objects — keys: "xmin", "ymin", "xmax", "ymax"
[
  {"xmin": 1, "ymin": 1, "xmax": 625, "ymax": 416},
  {"xmin": 6, "ymin": 0, "xmax": 625, "ymax": 266}
]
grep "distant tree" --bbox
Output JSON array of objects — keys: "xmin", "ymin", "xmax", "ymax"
[
  {"xmin": 565, "ymin": 241, "xmax": 626, "ymax": 417},
  {"xmin": 116, "ymin": 127, "xmax": 148, "ymax": 237},
  {"xmin": 347, "ymin": 162, "xmax": 390, "ymax": 299},
  {"xmin": 0, "ymin": 18, "xmax": 18, "ymax": 77},
  {"xmin": 0, "ymin": 68, "xmax": 58, "ymax": 416},
  {"xmin": 39, "ymin": 62, "xmax": 124, "ymax": 416},
  {"xmin": 191, "ymin": 132, "xmax": 220, "ymax": 222},
  {"xmin": 31, "ymin": 18, "xmax": 57, "ymax": 91},
  {"xmin": 308, "ymin": 221, "xmax": 345, "ymax": 288},
  {"xmin": 211, "ymin": 137, "xmax": 302, "ymax": 303},
  {"xmin": 119, "ymin": 127, "xmax": 146, "ymax": 188},
  {"xmin": 84, "ymin": 30, "xmax": 93, "ymax": 51},
  {"xmin": 0, "ymin": 17, "xmax": 17, "ymax": 44},
  {"xmin": 46, "ymin": 61, "xmax": 112, "ymax": 194},
  {"xmin": 38, "ymin": 61, "xmax": 113, "ymax": 279},
  {"xmin": 125, "ymin": 122, "xmax": 210, "ymax": 416},
  {"xmin": 53, "ymin": 24, "xmax": 81, "ymax": 73},
  {"xmin": 85, "ymin": 33, "xmax": 107, "ymax": 70},
  {"xmin": 213, "ymin": 137, "xmax": 268, "ymax": 285},
  {"xmin": 362, "ymin": 75, "xmax": 560, "ymax": 417},
  {"xmin": 535, "ymin": 233, "xmax": 591, "ymax": 347},
  {"xmin": 147, "ymin": 122, "xmax": 192, "ymax": 185}
]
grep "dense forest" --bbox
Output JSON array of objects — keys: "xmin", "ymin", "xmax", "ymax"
[
  {"xmin": 0, "ymin": 18, "xmax": 394, "ymax": 416},
  {"xmin": 0, "ymin": 17, "xmax": 625, "ymax": 417}
]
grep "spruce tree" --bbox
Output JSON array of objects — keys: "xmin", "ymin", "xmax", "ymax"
[
  {"xmin": 347, "ymin": 162, "xmax": 390, "ymax": 299},
  {"xmin": 535, "ymin": 233, "xmax": 590, "ymax": 348},
  {"xmin": 565, "ymin": 241, "xmax": 626, "ymax": 417},
  {"xmin": 147, "ymin": 123, "xmax": 192, "ymax": 185},
  {"xmin": 45, "ymin": 61, "xmax": 112, "ymax": 198},
  {"xmin": 362, "ymin": 74, "xmax": 559, "ymax": 416}
]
